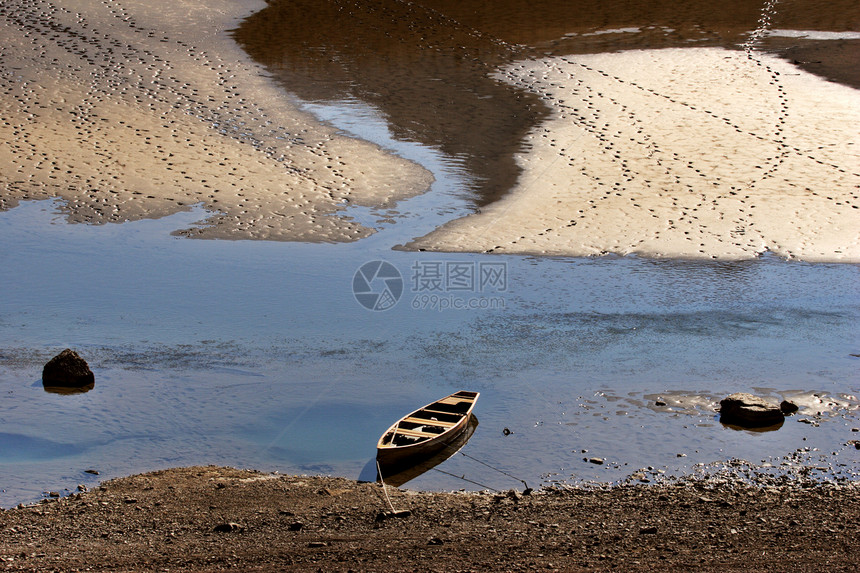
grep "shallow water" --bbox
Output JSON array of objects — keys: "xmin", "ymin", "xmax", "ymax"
[
  {"xmin": 2, "ymin": 0, "xmax": 860, "ymax": 506},
  {"xmin": 1, "ymin": 198, "xmax": 858, "ymax": 505}
]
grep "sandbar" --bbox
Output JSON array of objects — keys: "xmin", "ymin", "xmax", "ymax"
[
  {"xmin": 0, "ymin": 0, "xmax": 432, "ymax": 242},
  {"xmin": 406, "ymin": 47, "xmax": 860, "ymax": 261}
]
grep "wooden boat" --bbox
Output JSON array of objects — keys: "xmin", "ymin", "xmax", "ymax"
[
  {"xmin": 378, "ymin": 414, "xmax": 478, "ymax": 487},
  {"xmin": 377, "ymin": 390, "xmax": 479, "ymax": 466}
]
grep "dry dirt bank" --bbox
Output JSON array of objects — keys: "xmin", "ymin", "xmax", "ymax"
[{"xmin": 1, "ymin": 466, "xmax": 858, "ymax": 571}]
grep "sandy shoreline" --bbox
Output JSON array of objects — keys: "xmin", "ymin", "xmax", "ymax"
[
  {"xmin": 0, "ymin": 0, "xmax": 432, "ymax": 242},
  {"xmin": 1, "ymin": 1, "xmax": 858, "ymax": 258},
  {"xmin": 405, "ymin": 46, "xmax": 860, "ymax": 261},
  {"xmin": 1, "ymin": 466, "xmax": 858, "ymax": 571}
]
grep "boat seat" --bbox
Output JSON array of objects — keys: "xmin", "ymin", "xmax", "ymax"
[
  {"xmin": 403, "ymin": 416, "xmax": 456, "ymax": 427},
  {"xmin": 394, "ymin": 428, "xmax": 440, "ymax": 438},
  {"xmin": 422, "ymin": 408, "xmax": 464, "ymax": 417}
]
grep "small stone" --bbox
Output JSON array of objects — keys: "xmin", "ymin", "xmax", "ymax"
[
  {"xmin": 639, "ymin": 526, "xmax": 658, "ymax": 534},
  {"xmin": 308, "ymin": 541, "xmax": 327, "ymax": 548},
  {"xmin": 84, "ymin": 469, "xmax": 99, "ymax": 475},
  {"xmin": 589, "ymin": 457, "xmax": 604, "ymax": 465},
  {"xmin": 375, "ymin": 509, "xmax": 412, "ymax": 521},
  {"xmin": 655, "ymin": 399, "xmax": 667, "ymax": 406},
  {"xmin": 427, "ymin": 536, "xmax": 444, "ymax": 545},
  {"xmin": 288, "ymin": 522, "xmax": 304, "ymax": 531},
  {"xmin": 780, "ymin": 400, "xmax": 799, "ymax": 415},
  {"xmin": 213, "ymin": 522, "xmax": 243, "ymax": 533}
]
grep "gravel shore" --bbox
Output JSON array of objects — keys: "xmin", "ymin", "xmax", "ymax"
[{"xmin": 1, "ymin": 466, "xmax": 858, "ymax": 571}]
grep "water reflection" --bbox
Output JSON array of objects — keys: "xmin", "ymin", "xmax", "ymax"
[
  {"xmin": 375, "ymin": 415, "xmax": 479, "ymax": 487},
  {"xmin": 232, "ymin": 0, "xmax": 859, "ymax": 206},
  {"xmin": 720, "ymin": 419, "xmax": 784, "ymax": 433},
  {"xmin": 43, "ymin": 382, "xmax": 94, "ymax": 395}
]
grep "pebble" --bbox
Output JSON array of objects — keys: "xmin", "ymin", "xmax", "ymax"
[{"xmin": 213, "ymin": 522, "xmax": 243, "ymax": 533}]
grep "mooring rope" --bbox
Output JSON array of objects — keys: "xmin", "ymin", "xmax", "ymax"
[
  {"xmin": 431, "ymin": 467, "xmax": 500, "ymax": 492},
  {"xmin": 375, "ymin": 460, "xmax": 398, "ymax": 513},
  {"xmin": 458, "ymin": 451, "xmax": 531, "ymax": 491}
]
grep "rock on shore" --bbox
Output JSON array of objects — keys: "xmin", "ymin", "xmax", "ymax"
[{"xmin": 719, "ymin": 392, "xmax": 785, "ymax": 427}]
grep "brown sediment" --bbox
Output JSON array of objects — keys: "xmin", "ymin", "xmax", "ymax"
[
  {"xmin": 1, "ymin": 466, "xmax": 858, "ymax": 571},
  {"xmin": 0, "ymin": 0, "xmax": 432, "ymax": 242}
]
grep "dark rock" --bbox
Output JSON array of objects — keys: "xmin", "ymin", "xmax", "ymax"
[
  {"xmin": 780, "ymin": 400, "xmax": 799, "ymax": 415},
  {"xmin": 427, "ymin": 536, "xmax": 444, "ymax": 545},
  {"xmin": 308, "ymin": 541, "xmax": 327, "ymax": 548},
  {"xmin": 719, "ymin": 393, "xmax": 784, "ymax": 427},
  {"xmin": 213, "ymin": 522, "xmax": 243, "ymax": 533},
  {"xmin": 589, "ymin": 457, "xmax": 605, "ymax": 465},
  {"xmin": 42, "ymin": 349, "xmax": 94, "ymax": 388},
  {"xmin": 655, "ymin": 398, "xmax": 667, "ymax": 406},
  {"xmin": 288, "ymin": 521, "xmax": 304, "ymax": 531},
  {"xmin": 639, "ymin": 526, "xmax": 658, "ymax": 534}
]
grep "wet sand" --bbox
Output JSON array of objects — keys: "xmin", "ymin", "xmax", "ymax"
[
  {"xmin": 2, "ymin": 0, "xmax": 858, "ymax": 258},
  {"xmin": 236, "ymin": 0, "xmax": 860, "ymax": 260},
  {"xmin": 406, "ymin": 47, "xmax": 860, "ymax": 260},
  {"xmin": 0, "ymin": 0, "xmax": 432, "ymax": 242}
]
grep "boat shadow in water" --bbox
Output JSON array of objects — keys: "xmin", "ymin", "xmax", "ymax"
[{"xmin": 365, "ymin": 415, "xmax": 479, "ymax": 488}]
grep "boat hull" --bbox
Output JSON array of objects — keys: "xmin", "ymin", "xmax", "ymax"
[{"xmin": 376, "ymin": 390, "xmax": 479, "ymax": 467}]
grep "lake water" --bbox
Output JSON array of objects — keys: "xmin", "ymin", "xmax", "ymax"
[
  {"xmin": 1, "ymin": 193, "xmax": 858, "ymax": 506},
  {"xmin": 2, "ymin": 0, "xmax": 859, "ymax": 506}
]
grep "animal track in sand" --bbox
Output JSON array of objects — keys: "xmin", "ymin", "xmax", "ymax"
[
  {"xmin": 407, "ymin": 42, "xmax": 860, "ymax": 261},
  {"xmin": 0, "ymin": 0, "xmax": 431, "ymax": 241}
]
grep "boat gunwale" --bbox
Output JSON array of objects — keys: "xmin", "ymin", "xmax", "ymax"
[{"xmin": 376, "ymin": 391, "xmax": 479, "ymax": 456}]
